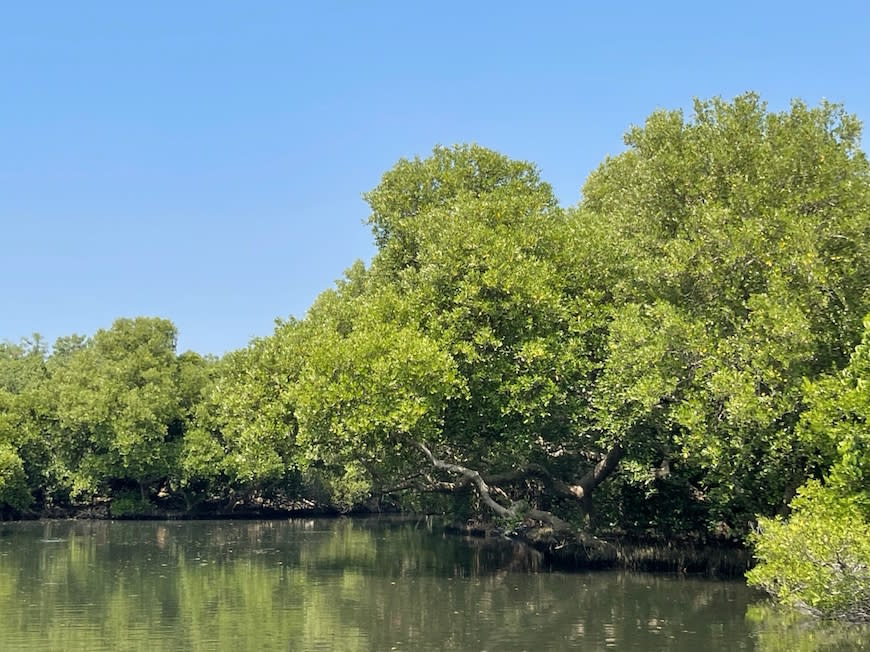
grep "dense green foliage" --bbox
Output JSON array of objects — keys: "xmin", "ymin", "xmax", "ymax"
[
  {"xmin": 747, "ymin": 316, "xmax": 870, "ymax": 621},
  {"xmin": 2, "ymin": 94, "xmax": 870, "ymax": 621},
  {"xmin": 577, "ymin": 94, "xmax": 870, "ymax": 527},
  {"xmin": 747, "ymin": 482, "xmax": 870, "ymax": 621},
  {"xmin": 0, "ymin": 319, "xmax": 212, "ymax": 515}
]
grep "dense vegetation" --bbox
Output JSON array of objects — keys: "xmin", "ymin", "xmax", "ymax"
[{"xmin": 2, "ymin": 94, "xmax": 869, "ymax": 618}]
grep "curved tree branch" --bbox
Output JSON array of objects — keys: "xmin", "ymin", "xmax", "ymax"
[
  {"xmin": 413, "ymin": 440, "xmax": 573, "ymax": 533},
  {"xmin": 414, "ymin": 441, "xmax": 512, "ymax": 519}
]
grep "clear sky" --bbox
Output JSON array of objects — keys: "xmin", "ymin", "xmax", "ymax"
[{"xmin": 2, "ymin": 1, "xmax": 868, "ymax": 356}]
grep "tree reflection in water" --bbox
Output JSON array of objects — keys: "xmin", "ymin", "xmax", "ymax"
[{"xmin": 0, "ymin": 518, "xmax": 866, "ymax": 651}]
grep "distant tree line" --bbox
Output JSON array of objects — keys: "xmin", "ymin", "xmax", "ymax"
[{"xmin": 2, "ymin": 93, "xmax": 868, "ymax": 619}]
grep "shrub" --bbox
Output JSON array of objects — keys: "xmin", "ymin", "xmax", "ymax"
[
  {"xmin": 0, "ymin": 444, "xmax": 32, "ymax": 511},
  {"xmin": 109, "ymin": 490, "xmax": 153, "ymax": 518},
  {"xmin": 747, "ymin": 481, "xmax": 870, "ymax": 622}
]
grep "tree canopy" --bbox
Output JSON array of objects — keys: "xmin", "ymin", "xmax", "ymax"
[{"xmin": 576, "ymin": 94, "xmax": 870, "ymax": 526}]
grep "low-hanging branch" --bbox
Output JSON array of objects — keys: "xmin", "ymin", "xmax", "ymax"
[
  {"xmin": 413, "ymin": 441, "xmax": 511, "ymax": 517},
  {"xmin": 413, "ymin": 440, "xmax": 572, "ymax": 533}
]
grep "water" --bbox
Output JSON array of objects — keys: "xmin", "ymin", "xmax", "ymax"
[{"xmin": 0, "ymin": 518, "xmax": 866, "ymax": 651}]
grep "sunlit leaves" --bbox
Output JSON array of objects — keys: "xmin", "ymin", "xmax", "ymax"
[
  {"xmin": 748, "ymin": 481, "xmax": 870, "ymax": 621},
  {"xmin": 365, "ymin": 144, "xmax": 557, "ymax": 275},
  {"xmin": 579, "ymin": 93, "xmax": 870, "ymax": 526},
  {"xmin": 48, "ymin": 318, "xmax": 195, "ymax": 498},
  {"xmin": 187, "ymin": 324, "xmax": 302, "ymax": 492},
  {"xmin": 799, "ymin": 315, "xmax": 870, "ymax": 495},
  {"xmin": 295, "ymin": 284, "xmax": 463, "ymax": 468}
]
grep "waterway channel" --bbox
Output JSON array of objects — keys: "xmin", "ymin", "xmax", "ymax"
[{"xmin": 0, "ymin": 518, "xmax": 866, "ymax": 650}]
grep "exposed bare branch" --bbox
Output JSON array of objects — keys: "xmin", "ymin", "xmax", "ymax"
[
  {"xmin": 414, "ymin": 441, "xmax": 512, "ymax": 518},
  {"xmin": 413, "ymin": 440, "xmax": 574, "ymax": 533}
]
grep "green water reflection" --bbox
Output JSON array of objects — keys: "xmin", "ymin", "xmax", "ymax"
[{"xmin": 0, "ymin": 518, "xmax": 867, "ymax": 651}]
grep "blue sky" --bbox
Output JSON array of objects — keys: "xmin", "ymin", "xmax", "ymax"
[{"xmin": 2, "ymin": 1, "xmax": 868, "ymax": 355}]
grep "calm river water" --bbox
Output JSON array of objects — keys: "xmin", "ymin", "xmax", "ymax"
[{"xmin": 0, "ymin": 518, "xmax": 867, "ymax": 651}]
